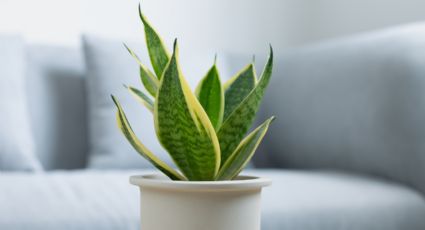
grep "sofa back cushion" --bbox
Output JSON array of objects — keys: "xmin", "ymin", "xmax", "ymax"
[
  {"xmin": 260, "ymin": 23, "xmax": 425, "ymax": 194},
  {"xmin": 26, "ymin": 44, "xmax": 87, "ymax": 169},
  {"xmin": 0, "ymin": 35, "xmax": 42, "ymax": 171},
  {"xmin": 83, "ymin": 35, "xmax": 162, "ymax": 169}
]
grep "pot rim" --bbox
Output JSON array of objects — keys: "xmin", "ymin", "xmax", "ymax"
[{"xmin": 130, "ymin": 174, "xmax": 272, "ymax": 192}]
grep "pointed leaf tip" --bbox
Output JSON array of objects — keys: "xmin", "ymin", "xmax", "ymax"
[
  {"xmin": 123, "ymin": 44, "xmax": 160, "ymax": 96},
  {"xmin": 138, "ymin": 3, "xmax": 146, "ymax": 23},
  {"xmin": 139, "ymin": 6, "xmax": 170, "ymax": 78},
  {"xmin": 195, "ymin": 63, "xmax": 224, "ymax": 130},
  {"xmin": 218, "ymin": 48, "xmax": 274, "ymax": 165},
  {"xmin": 127, "ymin": 86, "xmax": 154, "ymax": 112},
  {"xmin": 111, "ymin": 95, "xmax": 118, "ymax": 106},
  {"xmin": 173, "ymin": 39, "xmax": 178, "ymax": 52},
  {"xmin": 222, "ymin": 63, "xmax": 257, "ymax": 121}
]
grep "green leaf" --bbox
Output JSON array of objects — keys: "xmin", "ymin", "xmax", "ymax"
[
  {"xmin": 223, "ymin": 64, "xmax": 257, "ymax": 120},
  {"xmin": 125, "ymin": 85, "xmax": 154, "ymax": 112},
  {"xmin": 216, "ymin": 116, "xmax": 275, "ymax": 180},
  {"xmin": 123, "ymin": 43, "xmax": 159, "ymax": 96},
  {"xmin": 195, "ymin": 64, "xmax": 224, "ymax": 130},
  {"xmin": 111, "ymin": 95, "xmax": 185, "ymax": 181},
  {"xmin": 154, "ymin": 40, "xmax": 221, "ymax": 181},
  {"xmin": 139, "ymin": 4, "xmax": 170, "ymax": 78},
  {"xmin": 140, "ymin": 66, "xmax": 158, "ymax": 97},
  {"xmin": 217, "ymin": 46, "xmax": 273, "ymax": 166}
]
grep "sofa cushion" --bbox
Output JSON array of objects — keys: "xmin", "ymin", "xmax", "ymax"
[
  {"xmin": 260, "ymin": 23, "xmax": 425, "ymax": 194},
  {"xmin": 83, "ymin": 35, "xmax": 231, "ymax": 169},
  {"xmin": 0, "ymin": 170, "xmax": 423, "ymax": 230},
  {"xmin": 260, "ymin": 170, "xmax": 425, "ymax": 230},
  {"xmin": 26, "ymin": 44, "xmax": 87, "ymax": 170},
  {"xmin": 0, "ymin": 35, "xmax": 42, "ymax": 171},
  {"xmin": 0, "ymin": 170, "xmax": 143, "ymax": 230}
]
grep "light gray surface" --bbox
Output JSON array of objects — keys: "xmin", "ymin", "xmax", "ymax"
[
  {"xmin": 0, "ymin": 170, "xmax": 141, "ymax": 230},
  {"xmin": 26, "ymin": 44, "xmax": 87, "ymax": 170},
  {"xmin": 0, "ymin": 170, "xmax": 423, "ymax": 230},
  {"xmin": 260, "ymin": 23, "xmax": 425, "ymax": 194},
  {"xmin": 0, "ymin": 35, "xmax": 41, "ymax": 171},
  {"xmin": 83, "ymin": 35, "xmax": 231, "ymax": 169},
  {"xmin": 261, "ymin": 170, "xmax": 425, "ymax": 230}
]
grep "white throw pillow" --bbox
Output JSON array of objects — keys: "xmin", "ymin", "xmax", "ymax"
[
  {"xmin": 83, "ymin": 35, "xmax": 231, "ymax": 169},
  {"xmin": 0, "ymin": 35, "xmax": 42, "ymax": 171}
]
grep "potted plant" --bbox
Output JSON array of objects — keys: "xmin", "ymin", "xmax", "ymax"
[{"xmin": 112, "ymin": 4, "xmax": 274, "ymax": 230}]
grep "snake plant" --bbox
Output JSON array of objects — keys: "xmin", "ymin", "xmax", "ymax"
[{"xmin": 112, "ymin": 5, "xmax": 275, "ymax": 181}]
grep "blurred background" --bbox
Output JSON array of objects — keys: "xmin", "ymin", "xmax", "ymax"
[
  {"xmin": 1, "ymin": 0, "xmax": 425, "ymax": 54},
  {"xmin": 1, "ymin": 1, "xmax": 425, "ymax": 230}
]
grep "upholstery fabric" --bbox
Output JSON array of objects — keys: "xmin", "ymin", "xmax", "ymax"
[
  {"xmin": 0, "ymin": 35, "xmax": 42, "ymax": 171},
  {"xmin": 0, "ymin": 170, "xmax": 423, "ymax": 230},
  {"xmin": 83, "ymin": 35, "xmax": 231, "ymax": 169},
  {"xmin": 260, "ymin": 23, "xmax": 425, "ymax": 194},
  {"xmin": 260, "ymin": 170, "xmax": 425, "ymax": 230},
  {"xmin": 26, "ymin": 45, "xmax": 87, "ymax": 169}
]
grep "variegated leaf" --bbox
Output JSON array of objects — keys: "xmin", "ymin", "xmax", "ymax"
[
  {"xmin": 140, "ymin": 66, "xmax": 158, "ymax": 97},
  {"xmin": 223, "ymin": 64, "xmax": 256, "ymax": 120},
  {"xmin": 125, "ymin": 85, "xmax": 154, "ymax": 112},
  {"xmin": 139, "ymin": 4, "xmax": 170, "ymax": 78},
  {"xmin": 123, "ymin": 43, "xmax": 159, "ymax": 96},
  {"xmin": 195, "ymin": 64, "xmax": 224, "ymax": 130},
  {"xmin": 218, "ymin": 46, "xmax": 273, "ymax": 165},
  {"xmin": 154, "ymin": 40, "xmax": 220, "ymax": 181},
  {"xmin": 111, "ymin": 95, "xmax": 185, "ymax": 181},
  {"xmin": 216, "ymin": 116, "xmax": 275, "ymax": 180}
]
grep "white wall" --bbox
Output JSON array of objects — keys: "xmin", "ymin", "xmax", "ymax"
[
  {"xmin": 1, "ymin": 0, "xmax": 425, "ymax": 53},
  {"xmin": 81, "ymin": 0, "xmax": 297, "ymax": 54},
  {"xmin": 0, "ymin": 0, "xmax": 80, "ymax": 45},
  {"xmin": 304, "ymin": 0, "xmax": 425, "ymax": 44}
]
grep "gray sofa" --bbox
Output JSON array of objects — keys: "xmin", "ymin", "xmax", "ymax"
[{"xmin": 1, "ymin": 24, "xmax": 425, "ymax": 230}]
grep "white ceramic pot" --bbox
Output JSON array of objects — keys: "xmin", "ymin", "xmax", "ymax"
[{"xmin": 130, "ymin": 174, "xmax": 271, "ymax": 230}]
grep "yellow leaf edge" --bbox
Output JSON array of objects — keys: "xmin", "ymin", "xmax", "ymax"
[
  {"xmin": 112, "ymin": 95, "xmax": 186, "ymax": 181},
  {"xmin": 216, "ymin": 116, "xmax": 275, "ymax": 180}
]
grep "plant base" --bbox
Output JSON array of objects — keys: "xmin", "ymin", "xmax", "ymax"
[{"xmin": 130, "ymin": 174, "xmax": 271, "ymax": 230}]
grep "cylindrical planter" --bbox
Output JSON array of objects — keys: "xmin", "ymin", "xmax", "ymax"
[{"xmin": 130, "ymin": 174, "xmax": 271, "ymax": 230}]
